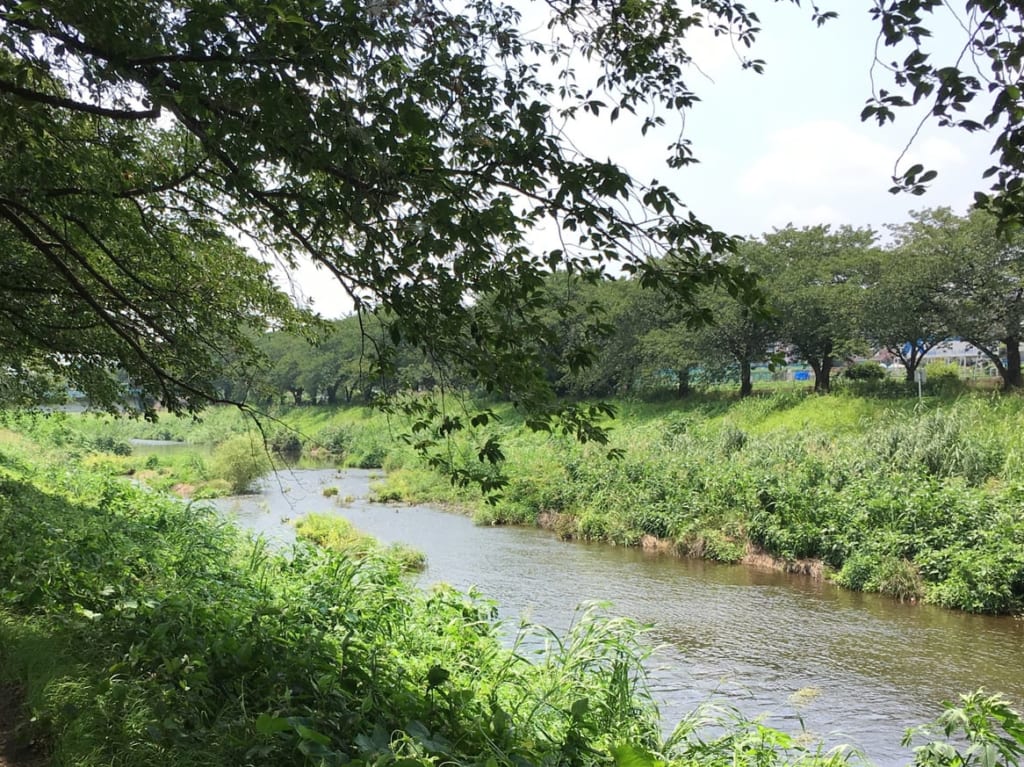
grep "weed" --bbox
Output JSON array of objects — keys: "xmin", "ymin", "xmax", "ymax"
[{"xmin": 211, "ymin": 435, "xmax": 272, "ymax": 493}]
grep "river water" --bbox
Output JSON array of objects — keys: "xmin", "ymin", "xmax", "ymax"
[{"xmin": 212, "ymin": 467, "xmax": 1024, "ymax": 766}]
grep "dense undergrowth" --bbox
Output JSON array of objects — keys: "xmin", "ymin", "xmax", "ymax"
[
  {"xmin": 0, "ymin": 434, "xmax": 865, "ymax": 767},
  {"xmin": 378, "ymin": 392, "xmax": 1024, "ymax": 614},
  {"xmin": 2, "ymin": 410, "xmax": 1024, "ymax": 764},
  {"xmin": 6, "ymin": 387, "xmax": 1024, "ymax": 614}
]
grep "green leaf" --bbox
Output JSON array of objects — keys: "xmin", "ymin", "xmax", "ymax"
[
  {"xmin": 254, "ymin": 714, "xmax": 291, "ymax": 735},
  {"xmin": 426, "ymin": 665, "xmax": 450, "ymax": 687},
  {"xmin": 611, "ymin": 743, "xmax": 664, "ymax": 767}
]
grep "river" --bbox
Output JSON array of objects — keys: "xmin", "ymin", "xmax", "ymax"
[{"xmin": 211, "ymin": 467, "xmax": 1024, "ymax": 766}]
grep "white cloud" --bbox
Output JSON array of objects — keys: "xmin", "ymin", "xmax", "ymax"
[
  {"xmin": 910, "ymin": 136, "xmax": 966, "ymax": 170},
  {"xmin": 738, "ymin": 120, "xmax": 893, "ymax": 197}
]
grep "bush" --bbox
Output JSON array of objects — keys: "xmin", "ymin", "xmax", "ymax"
[
  {"xmin": 924, "ymin": 360, "xmax": 966, "ymax": 394},
  {"xmin": 267, "ymin": 429, "xmax": 303, "ymax": 457},
  {"xmin": 91, "ymin": 435, "xmax": 133, "ymax": 455},
  {"xmin": 210, "ymin": 435, "xmax": 271, "ymax": 493},
  {"xmin": 315, "ymin": 425, "xmax": 353, "ymax": 456},
  {"xmin": 844, "ymin": 361, "xmax": 886, "ymax": 380}
]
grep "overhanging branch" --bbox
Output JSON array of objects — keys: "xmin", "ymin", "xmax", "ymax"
[{"xmin": 0, "ymin": 78, "xmax": 161, "ymax": 120}]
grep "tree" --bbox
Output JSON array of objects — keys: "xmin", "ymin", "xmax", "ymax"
[
  {"xmin": 892, "ymin": 208, "xmax": 1024, "ymax": 390},
  {"xmin": 548, "ymin": 277, "xmax": 648, "ymax": 398},
  {"xmin": 636, "ymin": 270, "xmax": 776, "ymax": 399},
  {"xmin": 691, "ymin": 281, "xmax": 778, "ymax": 398},
  {"xmin": 863, "ymin": 226, "xmax": 952, "ymax": 384},
  {"xmin": 754, "ymin": 226, "xmax": 878, "ymax": 394},
  {"xmin": 0, "ymin": 0, "xmax": 757, "ymax": 433}
]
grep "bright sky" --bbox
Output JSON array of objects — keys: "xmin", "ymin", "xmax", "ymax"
[{"xmin": 286, "ymin": 2, "xmax": 995, "ymax": 317}]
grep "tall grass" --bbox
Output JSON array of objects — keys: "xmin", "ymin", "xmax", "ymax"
[
  {"xmin": 0, "ymin": 438, "xmax": 917, "ymax": 767},
  {"xmin": 8, "ymin": 391, "xmax": 1024, "ymax": 613}
]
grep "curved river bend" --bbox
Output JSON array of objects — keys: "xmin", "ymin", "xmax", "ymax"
[{"xmin": 213, "ymin": 468, "xmax": 1024, "ymax": 766}]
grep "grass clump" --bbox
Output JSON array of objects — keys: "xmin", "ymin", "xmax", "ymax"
[
  {"xmin": 295, "ymin": 512, "xmax": 426, "ymax": 572},
  {"xmin": 211, "ymin": 435, "xmax": 272, "ymax": 493}
]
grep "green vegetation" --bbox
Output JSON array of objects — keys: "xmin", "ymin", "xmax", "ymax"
[
  {"xmin": 4, "ymin": 426, "xmax": 1024, "ymax": 766},
  {"xmin": 0, "ymin": 407, "xmax": 396, "ymax": 499},
  {"xmin": 4, "ymin": 411, "xmax": 1024, "ymax": 766},
  {"xmin": 12, "ymin": 386, "xmax": 1024, "ymax": 615},
  {"xmin": 295, "ymin": 513, "xmax": 426, "ymax": 572},
  {"xmin": 6, "ymin": 2, "xmax": 1024, "ymax": 761},
  {"xmin": 0, "ymin": 434, "xmax": 827, "ymax": 766},
  {"xmin": 370, "ymin": 393, "xmax": 1024, "ymax": 615},
  {"xmin": 211, "ymin": 435, "xmax": 273, "ymax": 494}
]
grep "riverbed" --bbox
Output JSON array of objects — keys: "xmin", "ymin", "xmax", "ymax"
[{"xmin": 212, "ymin": 467, "xmax": 1024, "ymax": 766}]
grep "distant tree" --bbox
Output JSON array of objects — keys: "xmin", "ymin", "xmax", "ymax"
[
  {"xmin": 693, "ymin": 281, "xmax": 778, "ymax": 398},
  {"xmin": 864, "ymin": 223, "xmax": 953, "ymax": 384},
  {"xmin": 638, "ymin": 322, "xmax": 704, "ymax": 398},
  {"xmin": 754, "ymin": 226, "xmax": 878, "ymax": 394},
  {"xmin": 894, "ymin": 208, "xmax": 1024, "ymax": 390},
  {"xmin": 559, "ymin": 279, "xmax": 649, "ymax": 398},
  {"xmin": 305, "ymin": 317, "xmax": 373, "ymax": 405}
]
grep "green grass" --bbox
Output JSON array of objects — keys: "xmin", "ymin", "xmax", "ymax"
[
  {"xmin": 7, "ymin": 389, "xmax": 1024, "ymax": 613},
  {"xmin": 2, "ymin": 406, "xmax": 1024, "ymax": 764},
  {"xmin": 294, "ymin": 512, "xmax": 426, "ymax": 572}
]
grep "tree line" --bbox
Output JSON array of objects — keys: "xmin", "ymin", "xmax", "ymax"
[{"xmin": 248, "ymin": 207, "xmax": 1024, "ymax": 404}]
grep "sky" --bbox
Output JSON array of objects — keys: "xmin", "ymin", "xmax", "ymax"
[{"xmin": 285, "ymin": 2, "xmax": 996, "ymax": 317}]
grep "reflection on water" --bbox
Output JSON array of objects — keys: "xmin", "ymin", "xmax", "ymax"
[{"xmin": 212, "ymin": 468, "xmax": 1024, "ymax": 767}]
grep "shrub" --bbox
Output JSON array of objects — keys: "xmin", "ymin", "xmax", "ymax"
[
  {"xmin": 924, "ymin": 360, "xmax": 966, "ymax": 394},
  {"xmin": 268, "ymin": 430, "xmax": 303, "ymax": 456},
  {"xmin": 844, "ymin": 361, "xmax": 886, "ymax": 380},
  {"xmin": 315, "ymin": 425, "xmax": 353, "ymax": 456},
  {"xmin": 91, "ymin": 435, "xmax": 133, "ymax": 455},
  {"xmin": 210, "ymin": 435, "xmax": 271, "ymax": 493}
]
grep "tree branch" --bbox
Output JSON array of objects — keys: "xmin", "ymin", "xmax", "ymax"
[{"xmin": 0, "ymin": 78, "xmax": 160, "ymax": 120}]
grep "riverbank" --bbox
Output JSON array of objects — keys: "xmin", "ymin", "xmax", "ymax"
[
  {"xmin": 0, "ymin": 438, "xmax": 670, "ymax": 767},
  {"xmin": 6, "ymin": 389, "xmax": 1024, "ymax": 614},
  {"xmin": 371, "ymin": 392, "xmax": 1024, "ymax": 615},
  {"xmin": 3, "ymin": 430, "xmax": 1024, "ymax": 765}
]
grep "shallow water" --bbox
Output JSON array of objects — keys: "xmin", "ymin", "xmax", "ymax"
[{"xmin": 213, "ymin": 468, "xmax": 1024, "ymax": 766}]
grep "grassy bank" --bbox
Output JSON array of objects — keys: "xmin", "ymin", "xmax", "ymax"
[
  {"xmin": 368, "ymin": 392, "xmax": 1024, "ymax": 615},
  {"xmin": 0, "ymin": 431, "xmax": 879, "ymax": 767},
  {"xmin": 0, "ymin": 436, "xmax": 664, "ymax": 766},
  {"xmin": 7, "ymin": 388, "xmax": 1024, "ymax": 614},
  {"xmin": 2, "ymin": 419, "xmax": 1024, "ymax": 764}
]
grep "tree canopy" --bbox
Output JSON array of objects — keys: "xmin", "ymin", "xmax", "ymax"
[
  {"xmin": 0, "ymin": 0, "xmax": 762, "ymax": 422},
  {"xmin": 2, "ymin": 0, "xmax": 1024, "ymax": 424}
]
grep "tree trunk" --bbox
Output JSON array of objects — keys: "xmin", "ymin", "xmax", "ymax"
[
  {"xmin": 739, "ymin": 359, "xmax": 752, "ymax": 398},
  {"xmin": 289, "ymin": 387, "xmax": 304, "ymax": 406},
  {"xmin": 325, "ymin": 381, "xmax": 339, "ymax": 405},
  {"xmin": 1003, "ymin": 336, "xmax": 1023, "ymax": 390},
  {"xmin": 810, "ymin": 355, "xmax": 833, "ymax": 394},
  {"xmin": 676, "ymin": 367, "xmax": 690, "ymax": 398}
]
